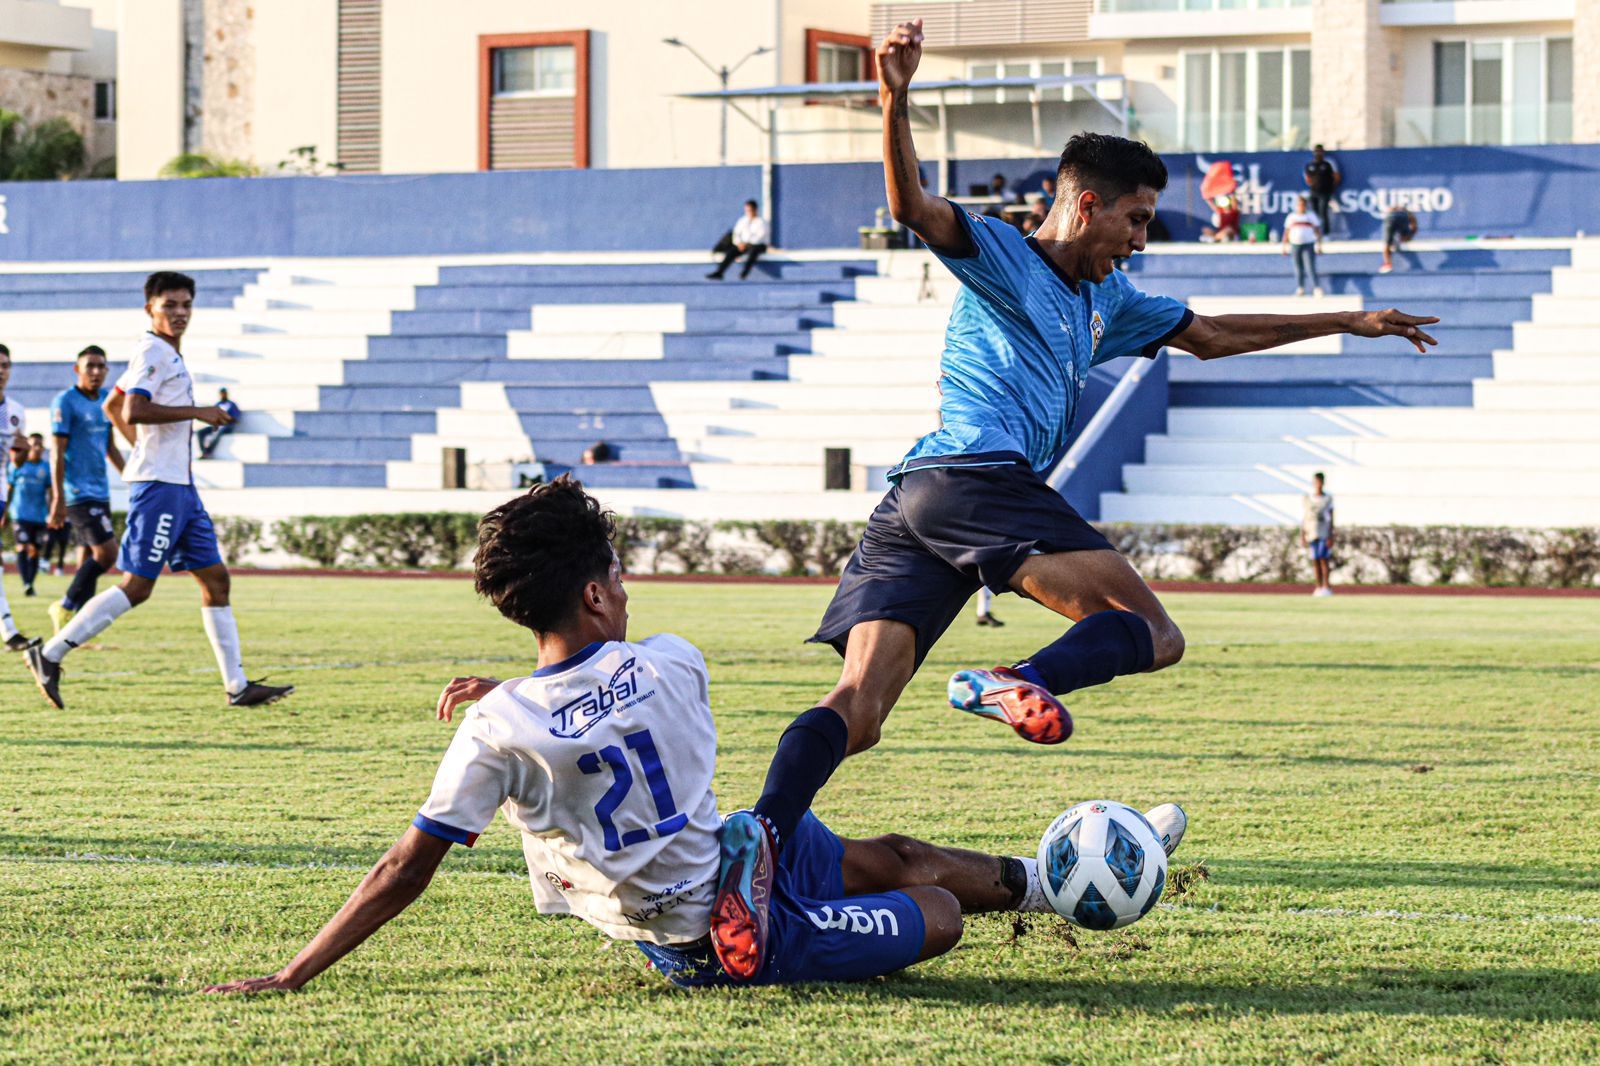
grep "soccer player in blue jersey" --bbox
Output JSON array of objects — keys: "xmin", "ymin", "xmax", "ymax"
[
  {"xmin": 7, "ymin": 437, "xmax": 52, "ymax": 600},
  {"xmin": 707, "ymin": 19, "xmax": 1441, "ymax": 980},
  {"xmin": 23, "ymin": 272, "xmax": 291, "ymax": 710},
  {"xmin": 47, "ymin": 345, "xmax": 125, "ymax": 633}
]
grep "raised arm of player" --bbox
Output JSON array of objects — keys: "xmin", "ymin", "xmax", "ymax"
[
  {"xmin": 1168, "ymin": 307, "xmax": 1440, "ymax": 360},
  {"xmin": 204, "ymin": 826, "xmax": 452, "ymax": 994},
  {"xmin": 878, "ymin": 20, "xmax": 962, "ymax": 252}
]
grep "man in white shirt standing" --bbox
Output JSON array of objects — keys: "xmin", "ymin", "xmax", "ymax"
[
  {"xmin": 707, "ymin": 199, "xmax": 769, "ymax": 280},
  {"xmin": 1281, "ymin": 194, "xmax": 1323, "ymax": 297},
  {"xmin": 1302, "ymin": 471, "xmax": 1336, "ymax": 597},
  {"xmin": 24, "ymin": 271, "xmax": 293, "ymax": 709},
  {"xmin": 205, "ymin": 477, "xmax": 1190, "ymax": 993},
  {"xmin": 0, "ymin": 342, "xmax": 36, "ymax": 650}
]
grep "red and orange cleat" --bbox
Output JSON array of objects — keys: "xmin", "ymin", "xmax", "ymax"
[
  {"xmin": 709, "ymin": 811, "xmax": 776, "ymax": 981},
  {"xmin": 948, "ymin": 666, "xmax": 1073, "ymax": 745}
]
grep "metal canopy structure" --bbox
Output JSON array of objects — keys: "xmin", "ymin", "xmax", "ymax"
[{"xmin": 676, "ymin": 74, "xmax": 1130, "ymax": 231}]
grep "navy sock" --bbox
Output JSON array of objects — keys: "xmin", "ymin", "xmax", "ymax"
[
  {"xmin": 752, "ymin": 706, "xmax": 850, "ymax": 849},
  {"xmin": 62, "ymin": 557, "xmax": 106, "ymax": 612},
  {"xmin": 19, "ymin": 554, "xmax": 37, "ymax": 587},
  {"xmin": 1013, "ymin": 610, "xmax": 1156, "ymax": 696}
]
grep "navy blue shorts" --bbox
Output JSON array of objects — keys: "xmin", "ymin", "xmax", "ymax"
[
  {"xmin": 1308, "ymin": 538, "xmax": 1331, "ymax": 561},
  {"xmin": 810, "ymin": 458, "xmax": 1114, "ymax": 668},
  {"xmin": 66, "ymin": 499, "xmax": 117, "ymax": 548},
  {"xmin": 637, "ymin": 813, "xmax": 926, "ymax": 987},
  {"xmin": 11, "ymin": 521, "xmax": 46, "ymax": 548},
  {"xmin": 118, "ymin": 481, "xmax": 224, "ymax": 580}
]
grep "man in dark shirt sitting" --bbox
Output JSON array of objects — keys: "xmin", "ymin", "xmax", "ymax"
[{"xmin": 1303, "ymin": 144, "xmax": 1340, "ymax": 237}]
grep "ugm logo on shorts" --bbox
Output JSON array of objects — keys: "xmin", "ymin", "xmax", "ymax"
[
  {"xmin": 148, "ymin": 512, "xmax": 175, "ymax": 562},
  {"xmin": 804, "ymin": 904, "xmax": 900, "ymax": 937}
]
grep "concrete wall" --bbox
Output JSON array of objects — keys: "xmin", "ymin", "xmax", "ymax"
[
  {"xmin": 252, "ymin": 0, "xmax": 337, "ymax": 173},
  {"xmin": 115, "ymin": 0, "xmax": 183, "ymax": 179}
]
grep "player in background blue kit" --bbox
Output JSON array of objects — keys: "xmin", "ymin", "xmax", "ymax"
[
  {"xmin": 6, "ymin": 437, "xmax": 52, "ymax": 600},
  {"xmin": 47, "ymin": 345, "xmax": 125, "ymax": 633},
  {"xmin": 202, "ymin": 479, "xmax": 1186, "ymax": 995},
  {"xmin": 708, "ymin": 18, "xmax": 1441, "ymax": 981},
  {"xmin": 24, "ymin": 272, "xmax": 292, "ymax": 710}
]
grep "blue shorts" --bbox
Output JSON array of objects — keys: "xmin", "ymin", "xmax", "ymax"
[
  {"xmin": 811, "ymin": 457, "xmax": 1113, "ymax": 668},
  {"xmin": 1309, "ymin": 538, "xmax": 1331, "ymax": 561},
  {"xmin": 118, "ymin": 481, "xmax": 224, "ymax": 580},
  {"xmin": 11, "ymin": 521, "xmax": 46, "ymax": 548},
  {"xmin": 637, "ymin": 813, "xmax": 926, "ymax": 987}
]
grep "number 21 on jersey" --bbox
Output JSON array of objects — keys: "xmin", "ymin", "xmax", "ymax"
[{"xmin": 578, "ymin": 727, "xmax": 688, "ymax": 851}]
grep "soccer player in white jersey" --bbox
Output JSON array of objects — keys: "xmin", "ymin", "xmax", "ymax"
[
  {"xmin": 23, "ymin": 272, "xmax": 291, "ymax": 709},
  {"xmin": 0, "ymin": 343, "xmax": 36, "ymax": 650},
  {"xmin": 204, "ymin": 477, "xmax": 1189, "ymax": 993},
  {"xmin": 708, "ymin": 19, "xmax": 1440, "ymax": 981}
]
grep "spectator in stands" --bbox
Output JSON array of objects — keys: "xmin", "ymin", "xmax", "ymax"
[
  {"xmin": 1302, "ymin": 471, "xmax": 1335, "ymax": 598},
  {"xmin": 1303, "ymin": 144, "xmax": 1340, "ymax": 238},
  {"xmin": 1038, "ymin": 176, "xmax": 1056, "ymax": 211},
  {"xmin": 1379, "ymin": 205, "xmax": 1418, "ymax": 275},
  {"xmin": 582, "ymin": 440, "xmax": 616, "ymax": 464},
  {"xmin": 1019, "ymin": 214, "xmax": 1040, "ymax": 237},
  {"xmin": 1282, "ymin": 195, "xmax": 1324, "ymax": 297},
  {"xmin": 1210, "ymin": 196, "xmax": 1240, "ymax": 242},
  {"xmin": 707, "ymin": 200, "xmax": 769, "ymax": 280},
  {"xmin": 196, "ymin": 388, "xmax": 241, "ymax": 458}
]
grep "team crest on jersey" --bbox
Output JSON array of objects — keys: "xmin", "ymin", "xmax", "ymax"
[
  {"xmin": 549, "ymin": 656, "xmax": 652, "ymax": 739},
  {"xmin": 145, "ymin": 365, "xmax": 158, "ymax": 379},
  {"xmin": 544, "ymin": 871, "xmax": 573, "ymax": 891},
  {"xmin": 1090, "ymin": 310, "xmax": 1106, "ymax": 353}
]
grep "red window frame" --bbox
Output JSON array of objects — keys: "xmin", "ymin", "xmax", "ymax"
[
  {"xmin": 478, "ymin": 30, "xmax": 590, "ymax": 171},
  {"xmin": 805, "ymin": 29, "xmax": 875, "ymax": 84}
]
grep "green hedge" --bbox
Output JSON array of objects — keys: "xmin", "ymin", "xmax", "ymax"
[{"xmin": 176, "ymin": 513, "xmax": 1600, "ymax": 589}]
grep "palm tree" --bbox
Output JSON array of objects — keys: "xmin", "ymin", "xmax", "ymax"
[{"xmin": 0, "ymin": 110, "xmax": 87, "ymax": 181}]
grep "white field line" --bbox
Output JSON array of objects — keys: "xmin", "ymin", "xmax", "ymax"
[{"xmin": 8, "ymin": 855, "xmax": 1600, "ymax": 928}]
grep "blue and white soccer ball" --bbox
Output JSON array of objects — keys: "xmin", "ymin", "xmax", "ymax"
[{"xmin": 1038, "ymin": 800, "xmax": 1167, "ymax": 930}]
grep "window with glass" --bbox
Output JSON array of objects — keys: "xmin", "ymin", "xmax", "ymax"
[
  {"xmin": 94, "ymin": 81, "xmax": 116, "ymax": 121},
  {"xmin": 968, "ymin": 58, "xmax": 1102, "ymax": 104},
  {"xmin": 493, "ymin": 45, "xmax": 576, "ymax": 97},
  {"xmin": 816, "ymin": 41, "xmax": 866, "ymax": 83},
  {"xmin": 1179, "ymin": 47, "xmax": 1310, "ymax": 152},
  {"xmin": 1429, "ymin": 36, "xmax": 1571, "ymax": 146}
]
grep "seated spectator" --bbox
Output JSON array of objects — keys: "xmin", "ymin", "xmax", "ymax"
[
  {"xmin": 1019, "ymin": 214, "xmax": 1040, "ymax": 237},
  {"xmin": 1038, "ymin": 176, "xmax": 1056, "ymax": 211},
  {"xmin": 582, "ymin": 440, "xmax": 617, "ymax": 465},
  {"xmin": 1379, "ymin": 206, "xmax": 1418, "ymax": 274},
  {"xmin": 196, "ymin": 387, "xmax": 240, "ymax": 458},
  {"xmin": 708, "ymin": 200, "xmax": 768, "ymax": 280},
  {"xmin": 1211, "ymin": 196, "xmax": 1240, "ymax": 242}
]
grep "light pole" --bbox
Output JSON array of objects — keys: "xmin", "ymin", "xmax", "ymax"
[{"xmin": 663, "ymin": 37, "xmax": 771, "ymax": 166}]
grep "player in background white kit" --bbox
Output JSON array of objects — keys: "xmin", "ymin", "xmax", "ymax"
[
  {"xmin": 0, "ymin": 343, "xmax": 38, "ymax": 650},
  {"xmin": 23, "ymin": 272, "xmax": 292, "ymax": 709},
  {"xmin": 206, "ymin": 478, "xmax": 1185, "ymax": 993}
]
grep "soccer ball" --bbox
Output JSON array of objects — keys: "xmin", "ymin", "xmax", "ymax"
[{"xmin": 1038, "ymin": 800, "xmax": 1167, "ymax": 930}]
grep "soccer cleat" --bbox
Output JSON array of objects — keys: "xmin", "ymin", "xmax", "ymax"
[
  {"xmin": 25, "ymin": 642, "xmax": 64, "ymax": 709},
  {"xmin": 229, "ymin": 679, "xmax": 296, "ymax": 707},
  {"xmin": 1143, "ymin": 802, "xmax": 1187, "ymax": 858},
  {"xmin": 975, "ymin": 612, "xmax": 1005, "ymax": 628},
  {"xmin": 23, "ymin": 586, "xmax": 36, "ymax": 598},
  {"xmin": 948, "ymin": 666, "xmax": 1072, "ymax": 745},
  {"xmin": 709, "ymin": 811, "xmax": 776, "ymax": 982},
  {"xmin": 5, "ymin": 633, "xmax": 32, "ymax": 653},
  {"xmin": 48, "ymin": 600, "xmax": 75, "ymax": 634}
]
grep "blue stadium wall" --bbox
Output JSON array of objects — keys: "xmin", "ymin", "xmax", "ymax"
[{"xmin": 0, "ymin": 144, "xmax": 1595, "ymax": 259}]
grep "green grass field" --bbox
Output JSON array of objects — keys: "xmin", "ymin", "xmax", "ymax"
[{"xmin": 3, "ymin": 574, "xmax": 1599, "ymax": 1064}]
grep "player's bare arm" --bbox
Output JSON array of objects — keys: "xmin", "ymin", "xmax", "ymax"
[
  {"xmin": 122, "ymin": 391, "xmax": 233, "ymax": 428},
  {"xmin": 204, "ymin": 827, "xmax": 451, "ymax": 994},
  {"xmin": 102, "ymin": 392, "xmax": 137, "ymax": 446},
  {"xmin": 436, "ymin": 675, "xmax": 501, "ymax": 722},
  {"xmin": 878, "ymin": 19, "xmax": 961, "ymax": 252},
  {"xmin": 1170, "ymin": 307, "xmax": 1441, "ymax": 360},
  {"xmin": 106, "ymin": 434, "xmax": 125, "ymax": 474},
  {"xmin": 48, "ymin": 435, "xmax": 68, "ymax": 528}
]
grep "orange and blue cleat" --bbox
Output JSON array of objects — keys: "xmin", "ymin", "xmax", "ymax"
[
  {"xmin": 709, "ymin": 811, "xmax": 776, "ymax": 981},
  {"xmin": 948, "ymin": 666, "xmax": 1073, "ymax": 745}
]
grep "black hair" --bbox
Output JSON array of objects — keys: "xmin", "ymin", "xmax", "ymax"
[
  {"xmin": 0, "ymin": 343, "xmax": 9, "ymax": 357},
  {"xmin": 474, "ymin": 475, "xmax": 617, "ymax": 634},
  {"xmin": 77, "ymin": 345, "xmax": 107, "ymax": 361},
  {"xmin": 1313, "ymin": 471, "xmax": 1325, "ymax": 481},
  {"xmin": 144, "ymin": 271, "xmax": 196, "ymax": 303},
  {"xmin": 1313, "ymin": 143, "xmax": 1325, "ymax": 151},
  {"xmin": 744, "ymin": 199, "xmax": 758, "ymax": 210},
  {"xmin": 1055, "ymin": 132, "xmax": 1168, "ymax": 206}
]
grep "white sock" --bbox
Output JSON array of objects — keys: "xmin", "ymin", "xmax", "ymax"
[
  {"xmin": 0, "ymin": 578, "xmax": 15, "ymax": 639},
  {"xmin": 201, "ymin": 606, "xmax": 249, "ymax": 696},
  {"xmin": 44, "ymin": 587, "xmax": 132, "ymax": 662},
  {"xmin": 977, "ymin": 587, "xmax": 993, "ymax": 615},
  {"xmin": 1011, "ymin": 856, "xmax": 1052, "ymax": 913}
]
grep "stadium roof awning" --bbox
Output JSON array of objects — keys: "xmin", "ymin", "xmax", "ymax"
[{"xmin": 674, "ymin": 74, "xmax": 1129, "ymax": 225}]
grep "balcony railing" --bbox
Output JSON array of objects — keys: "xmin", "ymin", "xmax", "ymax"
[
  {"xmin": 1098, "ymin": 0, "xmax": 1307, "ymax": 11},
  {"xmin": 1392, "ymin": 103, "xmax": 1573, "ymax": 147}
]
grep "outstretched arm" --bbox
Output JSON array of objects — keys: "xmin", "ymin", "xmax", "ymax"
[
  {"xmin": 204, "ymin": 826, "xmax": 451, "ymax": 993},
  {"xmin": 878, "ymin": 20, "xmax": 962, "ymax": 251},
  {"xmin": 1170, "ymin": 307, "xmax": 1440, "ymax": 361}
]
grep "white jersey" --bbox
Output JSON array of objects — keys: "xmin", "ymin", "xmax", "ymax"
[
  {"xmin": 113, "ymin": 332, "xmax": 194, "ymax": 485},
  {"xmin": 415, "ymin": 634, "xmax": 722, "ymax": 946},
  {"xmin": 0, "ymin": 396, "xmax": 23, "ymax": 497}
]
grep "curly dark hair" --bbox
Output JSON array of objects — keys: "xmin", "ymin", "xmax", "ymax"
[
  {"xmin": 1055, "ymin": 132, "xmax": 1168, "ymax": 206},
  {"xmin": 144, "ymin": 270, "xmax": 196, "ymax": 303},
  {"xmin": 474, "ymin": 475, "xmax": 617, "ymax": 633}
]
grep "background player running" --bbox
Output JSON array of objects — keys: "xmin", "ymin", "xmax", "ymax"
[
  {"xmin": 24, "ymin": 272, "xmax": 290, "ymax": 709},
  {"xmin": 205, "ymin": 478, "xmax": 1186, "ymax": 993},
  {"xmin": 47, "ymin": 345, "xmax": 125, "ymax": 633},
  {"xmin": 0, "ymin": 343, "xmax": 34, "ymax": 650},
  {"xmin": 708, "ymin": 17, "xmax": 1440, "ymax": 981}
]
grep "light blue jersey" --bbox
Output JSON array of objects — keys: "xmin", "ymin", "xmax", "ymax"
[
  {"xmin": 7, "ymin": 459, "xmax": 51, "ymax": 524},
  {"xmin": 888, "ymin": 205, "xmax": 1192, "ymax": 480},
  {"xmin": 50, "ymin": 385, "xmax": 113, "ymax": 504}
]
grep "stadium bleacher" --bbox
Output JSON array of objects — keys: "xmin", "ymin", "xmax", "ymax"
[{"xmin": 0, "ymin": 239, "xmax": 1595, "ymax": 525}]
